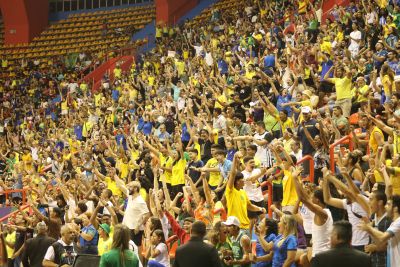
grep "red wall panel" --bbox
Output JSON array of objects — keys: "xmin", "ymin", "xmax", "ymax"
[
  {"xmin": 156, "ymin": 0, "xmax": 198, "ymax": 24},
  {"xmin": 0, "ymin": 0, "xmax": 48, "ymax": 44},
  {"xmin": 322, "ymin": 0, "xmax": 350, "ymax": 22}
]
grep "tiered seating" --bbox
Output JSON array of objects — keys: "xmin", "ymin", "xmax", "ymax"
[
  {"xmin": 0, "ymin": 5, "xmax": 155, "ymax": 61},
  {"xmin": 188, "ymin": 0, "xmax": 244, "ymax": 25}
]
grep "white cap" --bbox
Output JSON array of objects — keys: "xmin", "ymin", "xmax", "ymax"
[
  {"xmin": 222, "ymin": 216, "xmax": 240, "ymax": 227},
  {"xmin": 301, "ymin": 106, "xmax": 311, "ymax": 113}
]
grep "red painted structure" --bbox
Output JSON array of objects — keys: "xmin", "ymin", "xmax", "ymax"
[
  {"xmin": 322, "ymin": 0, "xmax": 350, "ymax": 22},
  {"xmin": 0, "ymin": 0, "xmax": 49, "ymax": 44},
  {"xmin": 81, "ymin": 55, "xmax": 135, "ymax": 91},
  {"xmin": 155, "ymin": 0, "xmax": 198, "ymax": 24}
]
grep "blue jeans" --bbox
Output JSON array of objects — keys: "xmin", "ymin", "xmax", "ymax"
[{"xmin": 148, "ymin": 260, "xmax": 166, "ymax": 267}]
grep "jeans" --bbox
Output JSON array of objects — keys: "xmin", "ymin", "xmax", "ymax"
[{"xmin": 148, "ymin": 260, "xmax": 166, "ymax": 267}]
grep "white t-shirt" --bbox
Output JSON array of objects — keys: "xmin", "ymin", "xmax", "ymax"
[
  {"xmin": 205, "ymin": 52, "xmax": 214, "ymax": 66},
  {"xmin": 123, "ymin": 195, "xmax": 149, "ymax": 230},
  {"xmin": 349, "ymin": 30, "xmax": 361, "ymax": 48},
  {"xmin": 44, "ymin": 239, "xmax": 76, "ymax": 263},
  {"xmin": 253, "ymin": 131, "xmax": 270, "ymax": 166},
  {"xmin": 153, "ymin": 243, "xmax": 170, "ymax": 267},
  {"xmin": 242, "ymin": 168, "xmax": 264, "ymax": 202},
  {"xmin": 311, "ymin": 208, "xmax": 333, "ymax": 257},
  {"xmin": 387, "ymin": 217, "xmax": 400, "ymax": 267},
  {"xmin": 342, "ymin": 199, "xmax": 369, "ymax": 246},
  {"xmin": 299, "ymin": 205, "xmax": 314, "ymax": 235},
  {"xmin": 193, "ymin": 45, "xmax": 203, "ymax": 57}
]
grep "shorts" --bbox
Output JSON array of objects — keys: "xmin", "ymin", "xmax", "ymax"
[
  {"xmin": 272, "ymin": 184, "xmax": 283, "ymax": 203},
  {"xmin": 130, "ymin": 230, "xmax": 144, "ymax": 247},
  {"xmin": 247, "ymin": 200, "xmax": 265, "ymax": 219}
]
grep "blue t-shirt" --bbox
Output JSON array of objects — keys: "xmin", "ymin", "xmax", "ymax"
[
  {"xmin": 320, "ymin": 60, "xmax": 334, "ymax": 81},
  {"xmin": 74, "ymin": 125, "xmax": 83, "ymax": 140},
  {"xmin": 142, "ymin": 122, "xmax": 153, "ymax": 136},
  {"xmin": 374, "ymin": 50, "xmax": 388, "ymax": 68},
  {"xmin": 115, "ymin": 134, "xmax": 127, "ymax": 150},
  {"xmin": 264, "ymin": 55, "xmax": 275, "ymax": 69},
  {"xmin": 181, "ymin": 123, "xmax": 191, "ymax": 142},
  {"xmin": 226, "ymin": 149, "xmax": 236, "ymax": 162},
  {"xmin": 80, "ymin": 224, "xmax": 98, "ymax": 247},
  {"xmin": 218, "ymin": 159, "xmax": 232, "ymax": 180},
  {"xmin": 272, "ymin": 234, "xmax": 297, "ymax": 267},
  {"xmin": 218, "ymin": 59, "xmax": 228, "ymax": 75},
  {"xmin": 256, "ymin": 233, "xmax": 277, "ymax": 267},
  {"xmin": 276, "ymin": 95, "xmax": 292, "ymax": 116},
  {"xmin": 112, "ymin": 89, "xmax": 120, "ymax": 101}
]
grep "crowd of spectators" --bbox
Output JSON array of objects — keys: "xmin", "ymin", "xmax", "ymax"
[{"xmin": 2, "ymin": 0, "xmax": 400, "ymax": 267}]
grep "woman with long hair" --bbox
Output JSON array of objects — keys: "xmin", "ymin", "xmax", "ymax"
[
  {"xmin": 255, "ymin": 214, "xmax": 298, "ymax": 267},
  {"xmin": 380, "ymin": 63, "xmax": 395, "ymax": 103},
  {"xmin": 253, "ymin": 218, "xmax": 278, "ymax": 267},
  {"xmin": 146, "ymin": 229, "xmax": 170, "ymax": 267},
  {"xmin": 99, "ymin": 224, "xmax": 139, "ymax": 267}
]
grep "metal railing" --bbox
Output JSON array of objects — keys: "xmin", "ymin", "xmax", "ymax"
[{"xmin": 329, "ymin": 135, "xmax": 353, "ymax": 173}]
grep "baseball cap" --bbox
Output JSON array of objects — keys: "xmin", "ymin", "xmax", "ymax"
[
  {"xmin": 302, "ymin": 90, "xmax": 312, "ymax": 98},
  {"xmin": 301, "ymin": 106, "xmax": 311, "ymax": 113},
  {"xmin": 99, "ymin": 223, "xmax": 111, "ymax": 235},
  {"xmin": 222, "ymin": 216, "xmax": 241, "ymax": 227}
]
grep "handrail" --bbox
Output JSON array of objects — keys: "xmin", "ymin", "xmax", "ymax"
[
  {"xmin": 260, "ymin": 181, "xmax": 273, "ymax": 218},
  {"xmin": 296, "ymin": 155, "xmax": 315, "ymax": 184},
  {"xmin": 329, "ymin": 135, "xmax": 353, "ymax": 173},
  {"xmin": 3, "ymin": 189, "xmax": 27, "ymax": 206},
  {"xmin": 0, "ymin": 204, "xmax": 30, "ymax": 223}
]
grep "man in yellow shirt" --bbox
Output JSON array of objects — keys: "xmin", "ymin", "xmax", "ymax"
[
  {"xmin": 225, "ymin": 152, "xmax": 266, "ymax": 230},
  {"xmin": 324, "ymin": 65, "xmax": 353, "ymax": 117},
  {"xmin": 170, "ymin": 140, "xmax": 186, "ymax": 198}
]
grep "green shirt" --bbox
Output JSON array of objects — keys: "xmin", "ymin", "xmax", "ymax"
[{"xmin": 99, "ymin": 249, "xmax": 139, "ymax": 267}]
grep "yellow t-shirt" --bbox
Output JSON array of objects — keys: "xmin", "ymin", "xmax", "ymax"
[
  {"xmin": 298, "ymin": 0, "xmax": 308, "ymax": 14},
  {"xmin": 369, "ymin": 127, "xmax": 384, "ymax": 154},
  {"xmin": 282, "ymin": 170, "xmax": 298, "ymax": 206},
  {"xmin": 171, "ymin": 158, "xmax": 186, "ymax": 186},
  {"xmin": 386, "ymin": 160, "xmax": 400, "ymax": 195},
  {"xmin": 159, "ymin": 153, "xmax": 173, "ymax": 184},
  {"xmin": 225, "ymin": 186, "xmax": 250, "ymax": 229},
  {"xmin": 351, "ymin": 84, "xmax": 369, "ymax": 103},
  {"xmin": 117, "ymin": 160, "xmax": 129, "ymax": 179},
  {"xmin": 155, "ymin": 27, "xmax": 162, "ymax": 38},
  {"xmin": 105, "ymin": 177, "xmax": 122, "ymax": 197},
  {"xmin": 114, "ymin": 68, "xmax": 122, "ymax": 79},
  {"xmin": 5, "ymin": 231, "xmax": 16, "ymax": 259},
  {"xmin": 335, "ymin": 31, "xmax": 344, "ymax": 43},
  {"xmin": 382, "ymin": 75, "xmax": 394, "ymax": 97},
  {"xmin": 279, "ymin": 117, "xmax": 294, "ymax": 134},
  {"xmin": 94, "ymin": 93, "xmax": 103, "ymax": 107},
  {"xmin": 206, "ymin": 158, "xmax": 221, "ymax": 187},
  {"xmin": 98, "ymin": 237, "xmax": 112, "ymax": 256},
  {"xmin": 376, "ymin": 0, "xmax": 388, "ymax": 9},
  {"xmin": 175, "ymin": 60, "xmax": 185, "ymax": 76},
  {"xmin": 214, "ymin": 94, "xmax": 227, "ymax": 109},
  {"xmin": 331, "ymin": 77, "xmax": 352, "ymax": 100}
]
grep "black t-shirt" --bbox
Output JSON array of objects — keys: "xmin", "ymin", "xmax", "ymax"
[
  {"xmin": 297, "ymin": 118, "xmax": 319, "ymax": 155},
  {"xmin": 229, "ymin": 102, "xmax": 246, "ymax": 118},
  {"xmin": 198, "ymin": 139, "xmax": 212, "ymax": 163},
  {"xmin": 188, "ymin": 160, "xmax": 204, "ymax": 183},
  {"xmin": 15, "ymin": 228, "xmax": 34, "ymax": 251},
  {"xmin": 0, "ymin": 159, "xmax": 6, "ymax": 175},
  {"xmin": 236, "ymin": 85, "xmax": 252, "ymax": 105}
]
